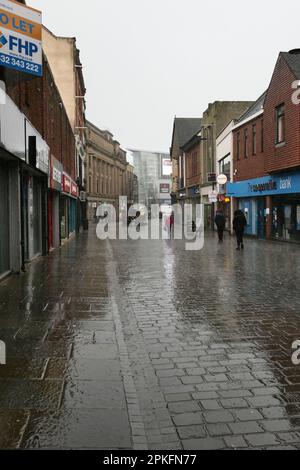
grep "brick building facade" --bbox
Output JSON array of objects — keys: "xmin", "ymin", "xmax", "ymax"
[{"xmin": 228, "ymin": 50, "xmax": 300, "ymax": 243}]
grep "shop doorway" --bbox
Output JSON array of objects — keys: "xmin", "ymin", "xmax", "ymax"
[
  {"xmin": 25, "ymin": 176, "xmax": 42, "ymax": 260},
  {"xmin": 257, "ymin": 198, "xmax": 266, "ymax": 239}
]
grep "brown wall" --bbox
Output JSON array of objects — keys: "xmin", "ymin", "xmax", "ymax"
[
  {"xmin": 233, "ymin": 115, "xmax": 266, "ymax": 181},
  {"xmin": 264, "ymin": 55, "xmax": 300, "ymax": 173},
  {"xmin": 186, "ymin": 142, "xmax": 201, "ymax": 187}
]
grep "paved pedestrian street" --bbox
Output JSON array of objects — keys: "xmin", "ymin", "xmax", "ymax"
[{"xmin": 1, "ymin": 230, "xmax": 300, "ymax": 450}]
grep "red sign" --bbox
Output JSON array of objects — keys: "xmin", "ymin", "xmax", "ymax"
[
  {"xmin": 62, "ymin": 172, "xmax": 78, "ymax": 197},
  {"xmin": 63, "ymin": 174, "xmax": 71, "ymax": 194},
  {"xmin": 71, "ymin": 182, "xmax": 78, "ymax": 197}
]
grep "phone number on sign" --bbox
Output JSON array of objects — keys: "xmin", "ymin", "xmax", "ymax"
[{"xmin": 0, "ymin": 55, "xmax": 40, "ymax": 73}]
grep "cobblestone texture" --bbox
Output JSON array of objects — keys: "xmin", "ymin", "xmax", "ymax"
[{"xmin": 0, "ymin": 230, "xmax": 300, "ymax": 449}]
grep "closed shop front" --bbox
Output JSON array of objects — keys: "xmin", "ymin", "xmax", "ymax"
[
  {"xmin": 22, "ymin": 174, "xmax": 43, "ymax": 261},
  {"xmin": 22, "ymin": 120, "xmax": 49, "ymax": 262},
  {"xmin": 60, "ymin": 172, "xmax": 78, "ymax": 240},
  {"xmin": 48, "ymin": 156, "xmax": 63, "ymax": 249}
]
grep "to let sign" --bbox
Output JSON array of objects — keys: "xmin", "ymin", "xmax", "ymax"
[{"xmin": 0, "ymin": 0, "xmax": 42, "ymax": 76}]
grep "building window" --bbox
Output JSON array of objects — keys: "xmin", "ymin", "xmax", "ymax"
[
  {"xmin": 237, "ymin": 132, "xmax": 240, "ymax": 161},
  {"xmin": 244, "ymin": 128, "xmax": 248, "ymax": 159},
  {"xmin": 261, "ymin": 119, "xmax": 264, "ymax": 153},
  {"xmin": 252, "ymin": 124, "xmax": 257, "ymax": 156},
  {"xmin": 276, "ymin": 104, "xmax": 285, "ymax": 144},
  {"xmin": 219, "ymin": 154, "xmax": 231, "ymax": 178}
]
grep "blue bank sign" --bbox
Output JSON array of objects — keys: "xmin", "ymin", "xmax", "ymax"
[
  {"xmin": 0, "ymin": 0, "xmax": 42, "ymax": 76},
  {"xmin": 227, "ymin": 172, "xmax": 300, "ymax": 198}
]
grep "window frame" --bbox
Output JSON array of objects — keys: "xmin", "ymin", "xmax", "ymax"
[{"xmin": 275, "ymin": 104, "xmax": 286, "ymax": 145}]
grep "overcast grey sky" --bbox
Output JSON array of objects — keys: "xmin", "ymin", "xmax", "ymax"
[{"xmin": 29, "ymin": 0, "xmax": 300, "ymax": 153}]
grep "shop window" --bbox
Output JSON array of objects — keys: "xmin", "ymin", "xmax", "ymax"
[{"xmin": 275, "ymin": 104, "xmax": 285, "ymax": 144}]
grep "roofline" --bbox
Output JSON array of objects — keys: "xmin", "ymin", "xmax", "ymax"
[
  {"xmin": 216, "ymin": 119, "xmax": 236, "ymax": 142},
  {"xmin": 181, "ymin": 130, "xmax": 202, "ymax": 152},
  {"xmin": 217, "ymin": 119, "xmax": 237, "ymax": 140},
  {"xmin": 281, "ymin": 51, "xmax": 299, "ymax": 80},
  {"xmin": 86, "ymin": 120, "xmax": 114, "ymax": 137},
  {"xmin": 263, "ymin": 52, "xmax": 295, "ymax": 107},
  {"xmin": 231, "ymin": 109, "xmax": 264, "ymax": 131},
  {"xmin": 170, "ymin": 118, "xmax": 177, "ymax": 159},
  {"xmin": 127, "ymin": 148, "xmax": 170, "ymax": 156}
]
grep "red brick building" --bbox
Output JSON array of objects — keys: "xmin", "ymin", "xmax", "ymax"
[
  {"xmin": 6, "ymin": 56, "xmax": 75, "ymax": 180},
  {"xmin": 228, "ymin": 49, "xmax": 300, "ymax": 243},
  {"xmin": 181, "ymin": 133, "xmax": 202, "ymax": 206}
]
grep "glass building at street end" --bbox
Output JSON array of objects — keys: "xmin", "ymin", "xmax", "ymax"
[{"xmin": 128, "ymin": 150, "xmax": 172, "ymax": 212}]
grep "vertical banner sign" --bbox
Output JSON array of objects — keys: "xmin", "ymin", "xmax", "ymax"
[
  {"xmin": 162, "ymin": 158, "xmax": 172, "ymax": 177},
  {"xmin": 0, "ymin": 0, "xmax": 42, "ymax": 76}
]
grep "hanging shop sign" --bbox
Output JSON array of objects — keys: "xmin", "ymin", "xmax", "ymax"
[
  {"xmin": 49, "ymin": 156, "xmax": 62, "ymax": 192},
  {"xmin": 217, "ymin": 174, "xmax": 228, "ymax": 186},
  {"xmin": 62, "ymin": 173, "xmax": 71, "ymax": 194},
  {"xmin": 26, "ymin": 119, "xmax": 49, "ymax": 175},
  {"xmin": 0, "ymin": 0, "xmax": 42, "ymax": 76},
  {"xmin": 162, "ymin": 158, "xmax": 172, "ymax": 177},
  {"xmin": 71, "ymin": 181, "xmax": 78, "ymax": 198},
  {"xmin": 160, "ymin": 183, "xmax": 170, "ymax": 194},
  {"xmin": 208, "ymin": 190, "xmax": 218, "ymax": 203},
  {"xmin": 207, "ymin": 173, "xmax": 217, "ymax": 183}
]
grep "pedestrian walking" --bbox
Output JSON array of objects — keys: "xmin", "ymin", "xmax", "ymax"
[
  {"xmin": 214, "ymin": 209, "xmax": 226, "ymax": 242},
  {"xmin": 164, "ymin": 212, "xmax": 174, "ymax": 238},
  {"xmin": 233, "ymin": 210, "xmax": 247, "ymax": 250}
]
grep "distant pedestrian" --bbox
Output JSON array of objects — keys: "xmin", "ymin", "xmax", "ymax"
[
  {"xmin": 165, "ymin": 212, "xmax": 174, "ymax": 238},
  {"xmin": 233, "ymin": 210, "xmax": 247, "ymax": 250},
  {"xmin": 215, "ymin": 210, "xmax": 226, "ymax": 242}
]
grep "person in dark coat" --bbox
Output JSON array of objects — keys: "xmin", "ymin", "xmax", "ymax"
[
  {"xmin": 215, "ymin": 210, "xmax": 226, "ymax": 242},
  {"xmin": 233, "ymin": 210, "xmax": 247, "ymax": 250}
]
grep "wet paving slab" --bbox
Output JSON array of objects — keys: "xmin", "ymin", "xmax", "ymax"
[{"xmin": 0, "ymin": 230, "xmax": 300, "ymax": 449}]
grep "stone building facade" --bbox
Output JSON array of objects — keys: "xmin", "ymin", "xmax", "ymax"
[{"xmin": 86, "ymin": 121, "xmax": 134, "ymax": 220}]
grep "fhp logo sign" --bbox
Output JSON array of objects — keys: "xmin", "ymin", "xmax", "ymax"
[
  {"xmin": 0, "ymin": 0, "xmax": 42, "ymax": 76},
  {"xmin": 0, "ymin": 30, "xmax": 8, "ymax": 47}
]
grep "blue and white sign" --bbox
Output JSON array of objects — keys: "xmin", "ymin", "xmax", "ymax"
[
  {"xmin": 227, "ymin": 172, "xmax": 300, "ymax": 198},
  {"xmin": 0, "ymin": 0, "xmax": 42, "ymax": 76}
]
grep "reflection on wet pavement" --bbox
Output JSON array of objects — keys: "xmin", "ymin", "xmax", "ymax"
[{"xmin": 0, "ymin": 230, "xmax": 300, "ymax": 449}]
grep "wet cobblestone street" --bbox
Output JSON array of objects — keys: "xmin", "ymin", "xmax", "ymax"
[{"xmin": 1, "ymin": 230, "xmax": 300, "ymax": 450}]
